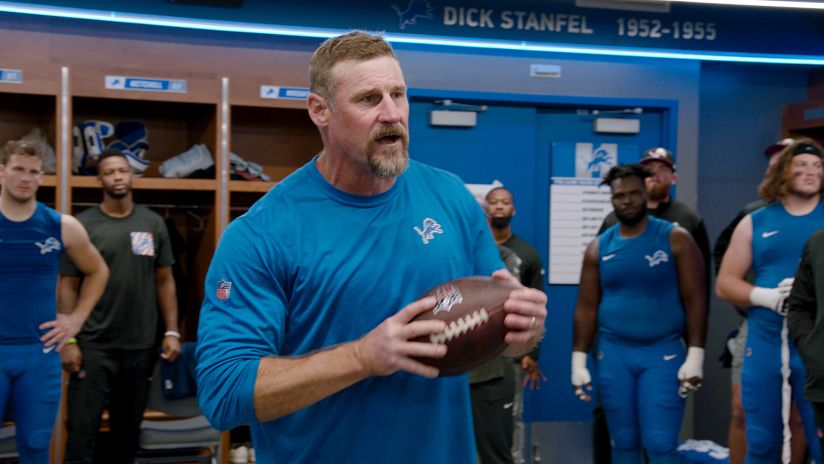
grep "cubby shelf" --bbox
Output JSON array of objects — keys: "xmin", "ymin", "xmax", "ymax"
[
  {"xmin": 229, "ymin": 180, "xmax": 276, "ymax": 193},
  {"xmin": 1, "ymin": 69, "xmax": 320, "ymax": 231},
  {"xmin": 40, "ymin": 174, "xmax": 56, "ymax": 187},
  {"xmin": 70, "ymin": 175, "xmax": 217, "ymax": 191}
]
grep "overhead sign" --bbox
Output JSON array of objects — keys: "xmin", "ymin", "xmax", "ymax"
[
  {"xmin": 105, "ymin": 75, "xmax": 187, "ymax": 93},
  {"xmin": 16, "ymin": 0, "xmax": 824, "ymax": 59}
]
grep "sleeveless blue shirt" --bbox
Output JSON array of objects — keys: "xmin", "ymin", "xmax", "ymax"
[
  {"xmin": 750, "ymin": 201, "xmax": 824, "ymax": 338},
  {"xmin": 0, "ymin": 202, "xmax": 63, "ymax": 344},
  {"xmin": 597, "ymin": 216, "xmax": 684, "ymax": 343}
]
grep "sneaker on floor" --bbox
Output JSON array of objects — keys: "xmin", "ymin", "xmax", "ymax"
[
  {"xmin": 229, "ymin": 444, "xmax": 248, "ymax": 464},
  {"xmin": 159, "ymin": 144, "xmax": 214, "ymax": 178}
]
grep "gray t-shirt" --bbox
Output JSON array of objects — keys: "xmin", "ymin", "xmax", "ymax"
[{"xmin": 61, "ymin": 204, "xmax": 174, "ymax": 350}]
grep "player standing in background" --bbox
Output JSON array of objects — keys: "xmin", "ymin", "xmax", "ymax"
[
  {"xmin": 573, "ymin": 164, "xmax": 707, "ymax": 464},
  {"xmin": 0, "ymin": 139, "xmax": 107, "ymax": 463},
  {"xmin": 485, "ymin": 186, "xmax": 546, "ymax": 463},
  {"xmin": 717, "ymin": 138, "xmax": 824, "ymax": 463},
  {"xmin": 712, "ymin": 138, "xmax": 810, "ymax": 464},
  {"xmin": 61, "ymin": 149, "xmax": 181, "ymax": 464}
]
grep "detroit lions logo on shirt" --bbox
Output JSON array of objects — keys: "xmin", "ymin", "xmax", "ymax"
[
  {"xmin": 414, "ymin": 218, "xmax": 443, "ymax": 245},
  {"xmin": 35, "ymin": 237, "xmax": 61, "ymax": 254},
  {"xmin": 645, "ymin": 250, "xmax": 669, "ymax": 267}
]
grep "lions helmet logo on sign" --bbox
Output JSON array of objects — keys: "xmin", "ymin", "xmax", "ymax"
[
  {"xmin": 575, "ymin": 143, "xmax": 617, "ymax": 178},
  {"xmin": 392, "ymin": 0, "xmax": 433, "ymax": 30},
  {"xmin": 216, "ymin": 280, "xmax": 232, "ymax": 301}
]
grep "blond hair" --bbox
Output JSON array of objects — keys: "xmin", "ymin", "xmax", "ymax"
[
  {"xmin": 759, "ymin": 137, "xmax": 824, "ymax": 203},
  {"xmin": 1, "ymin": 139, "xmax": 43, "ymax": 165},
  {"xmin": 309, "ymin": 31, "xmax": 396, "ymax": 102}
]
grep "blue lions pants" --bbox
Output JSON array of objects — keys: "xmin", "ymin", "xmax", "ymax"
[
  {"xmin": 0, "ymin": 344, "xmax": 62, "ymax": 464},
  {"xmin": 741, "ymin": 323, "xmax": 823, "ymax": 464},
  {"xmin": 596, "ymin": 336, "xmax": 685, "ymax": 464}
]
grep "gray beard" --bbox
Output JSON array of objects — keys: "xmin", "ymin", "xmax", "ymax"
[{"xmin": 367, "ymin": 148, "xmax": 409, "ymax": 178}]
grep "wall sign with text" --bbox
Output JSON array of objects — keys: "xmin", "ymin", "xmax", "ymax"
[{"xmin": 13, "ymin": 0, "xmax": 823, "ymax": 59}]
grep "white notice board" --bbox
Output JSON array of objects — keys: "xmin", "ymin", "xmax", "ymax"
[{"xmin": 549, "ymin": 177, "xmax": 613, "ymax": 284}]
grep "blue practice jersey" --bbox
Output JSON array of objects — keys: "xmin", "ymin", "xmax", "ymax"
[
  {"xmin": 0, "ymin": 202, "xmax": 62, "ymax": 344},
  {"xmin": 597, "ymin": 216, "xmax": 684, "ymax": 343},
  {"xmin": 196, "ymin": 158, "xmax": 504, "ymax": 464},
  {"xmin": 750, "ymin": 202, "xmax": 824, "ymax": 338}
]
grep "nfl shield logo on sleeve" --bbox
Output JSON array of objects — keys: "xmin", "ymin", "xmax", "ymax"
[{"xmin": 216, "ymin": 280, "xmax": 232, "ymax": 301}]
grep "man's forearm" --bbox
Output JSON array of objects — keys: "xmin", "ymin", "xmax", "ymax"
[
  {"xmin": 573, "ymin": 309, "xmax": 597, "ymax": 352},
  {"xmin": 73, "ymin": 269, "xmax": 107, "ymax": 322},
  {"xmin": 254, "ymin": 342, "xmax": 370, "ymax": 422},
  {"xmin": 716, "ymin": 274, "xmax": 756, "ymax": 308},
  {"xmin": 684, "ymin": 306, "xmax": 708, "ymax": 348},
  {"xmin": 156, "ymin": 273, "xmax": 179, "ymax": 332}
]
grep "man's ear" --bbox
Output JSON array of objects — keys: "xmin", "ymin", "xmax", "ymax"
[
  {"xmin": 307, "ymin": 92, "xmax": 331, "ymax": 128},
  {"xmin": 672, "ymin": 172, "xmax": 678, "ymax": 185}
]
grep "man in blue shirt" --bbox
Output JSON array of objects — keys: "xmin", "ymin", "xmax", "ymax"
[
  {"xmin": 0, "ymin": 139, "xmax": 107, "ymax": 463},
  {"xmin": 195, "ymin": 31, "xmax": 548, "ymax": 464},
  {"xmin": 572, "ymin": 164, "xmax": 707, "ymax": 464}
]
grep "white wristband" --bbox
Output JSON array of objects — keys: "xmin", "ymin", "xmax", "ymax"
[
  {"xmin": 678, "ymin": 346, "xmax": 705, "ymax": 381},
  {"xmin": 164, "ymin": 330, "xmax": 181, "ymax": 338},
  {"xmin": 684, "ymin": 346, "xmax": 705, "ymax": 365},
  {"xmin": 749, "ymin": 286, "xmax": 781, "ymax": 310},
  {"xmin": 571, "ymin": 351, "xmax": 591, "ymax": 387},
  {"xmin": 572, "ymin": 351, "xmax": 588, "ymax": 370}
]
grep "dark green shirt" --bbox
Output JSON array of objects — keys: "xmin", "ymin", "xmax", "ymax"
[
  {"xmin": 61, "ymin": 205, "xmax": 174, "ymax": 350},
  {"xmin": 788, "ymin": 229, "xmax": 824, "ymax": 403},
  {"xmin": 469, "ymin": 245, "xmax": 521, "ymax": 384},
  {"xmin": 503, "ymin": 234, "xmax": 544, "ymax": 292}
]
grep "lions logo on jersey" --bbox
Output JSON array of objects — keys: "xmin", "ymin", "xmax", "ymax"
[
  {"xmin": 35, "ymin": 237, "xmax": 61, "ymax": 255},
  {"xmin": 645, "ymin": 250, "xmax": 669, "ymax": 267},
  {"xmin": 414, "ymin": 217, "xmax": 443, "ymax": 245}
]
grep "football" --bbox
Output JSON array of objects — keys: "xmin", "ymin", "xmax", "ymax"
[{"xmin": 412, "ymin": 276, "xmax": 519, "ymax": 376}]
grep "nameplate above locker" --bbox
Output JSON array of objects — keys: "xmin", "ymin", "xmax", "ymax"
[
  {"xmin": 260, "ymin": 86, "xmax": 310, "ymax": 100},
  {"xmin": 0, "ymin": 68, "xmax": 22, "ymax": 84},
  {"xmin": 105, "ymin": 75, "xmax": 188, "ymax": 93}
]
